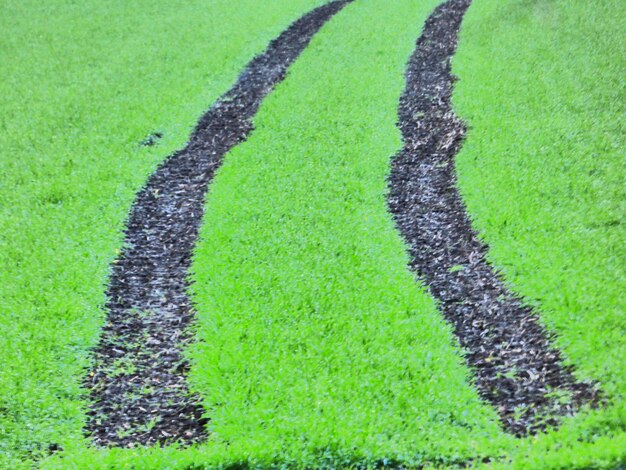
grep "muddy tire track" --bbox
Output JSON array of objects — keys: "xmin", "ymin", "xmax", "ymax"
[
  {"xmin": 387, "ymin": 0, "xmax": 601, "ymax": 435},
  {"xmin": 86, "ymin": 0, "xmax": 352, "ymax": 448}
]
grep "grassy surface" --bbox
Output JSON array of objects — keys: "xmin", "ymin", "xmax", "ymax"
[
  {"xmin": 455, "ymin": 0, "xmax": 624, "ymax": 391},
  {"xmin": 184, "ymin": 0, "xmax": 625, "ymax": 466},
  {"xmin": 452, "ymin": 0, "xmax": 626, "ymax": 466},
  {"xmin": 189, "ymin": 0, "xmax": 504, "ymax": 465},
  {"xmin": 42, "ymin": 0, "xmax": 509, "ymax": 467},
  {"xmin": 1, "ymin": 0, "xmax": 624, "ymax": 467},
  {"xmin": 0, "ymin": 0, "xmax": 327, "ymax": 466}
]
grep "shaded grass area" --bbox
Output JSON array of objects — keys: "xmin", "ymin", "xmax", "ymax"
[
  {"xmin": 452, "ymin": 0, "xmax": 626, "ymax": 466},
  {"xmin": 0, "ymin": 0, "xmax": 326, "ymax": 466}
]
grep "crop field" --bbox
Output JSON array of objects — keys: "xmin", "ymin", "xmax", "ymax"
[{"xmin": 0, "ymin": 0, "xmax": 624, "ymax": 468}]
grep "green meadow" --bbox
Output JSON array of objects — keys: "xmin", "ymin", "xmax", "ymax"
[
  {"xmin": 0, "ymin": 0, "xmax": 327, "ymax": 465},
  {"xmin": 0, "ymin": 0, "xmax": 623, "ymax": 468}
]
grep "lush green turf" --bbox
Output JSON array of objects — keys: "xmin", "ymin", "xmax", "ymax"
[
  {"xmin": 189, "ymin": 0, "xmax": 503, "ymax": 465},
  {"xmin": 1, "ymin": 0, "xmax": 624, "ymax": 467},
  {"xmin": 452, "ymin": 0, "xmax": 625, "ymax": 466},
  {"xmin": 0, "ymin": 0, "xmax": 328, "ymax": 466},
  {"xmin": 185, "ymin": 0, "xmax": 624, "ymax": 467},
  {"xmin": 455, "ymin": 0, "xmax": 625, "ymax": 395},
  {"xmin": 42, "ymin": 0, "xmax": 508, "ymax": 466}
]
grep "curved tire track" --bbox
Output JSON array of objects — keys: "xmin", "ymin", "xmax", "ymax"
[
  {"xmin": 387, "ymin": 0, "xmax": 601, "ymax": 435},
  {"xmin": 86, "ymin": 0, "xmax": 352, "ymax": 448}
]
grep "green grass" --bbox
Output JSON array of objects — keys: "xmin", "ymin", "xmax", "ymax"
[
  {"xmin": 0, "ymin": 0, "xmax": 328, "ymax": 466},
  {"xmin": 1, "ymin": 0, "xmax": 624, "ymax": 467},
  {"xmin": 455, "ymin": 0, "xmax": 625, "ymax": 394},
  {"xmin": 189, "ymin": 0, "xmax": 503, "ymax": 465},
  {"xmin": 186, "ymin": 0, "xmax": 624, "ymax": 466},
  {"xmin": 42, "ymin": 0, "xmax": 508, "ymax": 466},
  {"xmin": 452, "ymin": 0, "xmax": 625, "ymax": 465}
]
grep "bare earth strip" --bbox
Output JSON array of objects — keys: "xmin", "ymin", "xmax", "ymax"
[
  {"xmin": 387, "ymin": 0, "xmax": 601, "ymax": 435},
  {"xmin": 86, "ymin": 0, "xmax": 352, "ymax": 448}
]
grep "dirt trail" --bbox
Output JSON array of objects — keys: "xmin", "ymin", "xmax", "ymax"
[
  {"xmin": 86, "ymin": 0, "xmax": 352, "ymax": 448},
  {"xmin": 387, "ymin": 0, "xmax": 600, "ymax": 435}
]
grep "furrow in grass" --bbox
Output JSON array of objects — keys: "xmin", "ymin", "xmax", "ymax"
[
  {"xmin": 189, "ymin": 0, "xmax": 506, "ymax": 464},
  {"xmin": 86, "ymin": 0, "xmax": 351, "ymax": 448},
  {"xmin": 387, "ymin": 0, "xmax": 601, "ymax": 436}
]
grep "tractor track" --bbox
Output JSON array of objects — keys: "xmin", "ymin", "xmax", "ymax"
[
  {"xmin": 387, "ymin": 0, "xmax": 601, "ymax": 435},
  {"xmin": 85, "ymin": 0, "xmax": 352, "ymax": 448}
]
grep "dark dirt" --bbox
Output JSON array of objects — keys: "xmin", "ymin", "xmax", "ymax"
[
  {"xmin": 86, "ymin": 0, "xmax": 352, "ymax": 448},
  {"xmin": 387, "ymin": 0, "xmax": 601, "ymax": 435}
]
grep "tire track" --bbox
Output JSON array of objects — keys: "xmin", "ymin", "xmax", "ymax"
[
  {"xmin": 86, "ymin": 0, "xmax": 352, "ymax": 448},
  {"xmin": 387, "ymin": 0, "xmax": 601, "ymax": 435}
]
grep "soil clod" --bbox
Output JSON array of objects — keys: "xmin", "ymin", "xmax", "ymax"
[{"xmin": 141, "ymin": 132, "xmax": 163, "ymax": 146}]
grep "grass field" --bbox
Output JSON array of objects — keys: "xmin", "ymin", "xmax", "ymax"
[
  {"xmin": 0, "ymin": 0, "xmax": 327, "ymax": 466},
  {"xmin": 450, "ymin": 0, "xmax": 625, "ymax": 466},
  {"xmin": 454, "ymin": 0, "xmax": 625, "ymax": 397},
  {"xmin": 0, "ymin": 0, "xmax": 624, "ymax": 468}
]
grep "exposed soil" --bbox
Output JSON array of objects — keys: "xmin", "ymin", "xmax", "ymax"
[
  {"xmin": 86, "ymin": 0, "xmax": 352, "ymax": 448},
  {"xmin": 387, "ymin": 0, "xmax": 601, "ymax": 435}
]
